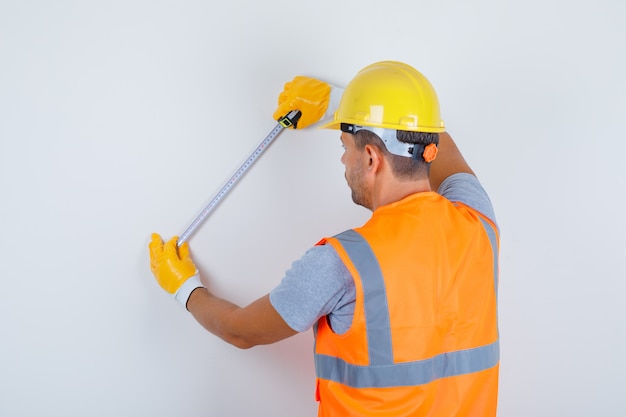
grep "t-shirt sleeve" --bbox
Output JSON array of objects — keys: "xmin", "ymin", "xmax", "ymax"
[
  {"xmin": 269, "ymin": 244, "xmax": 354, "ymax": 333},
  {"xmin": 438, "ymin": 173, "xmax": 497, "ymax": 224}
]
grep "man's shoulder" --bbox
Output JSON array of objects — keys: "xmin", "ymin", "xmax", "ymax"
[{"xmin": 438, "ymin": 173, "xmax": 497, "ymax": 224}]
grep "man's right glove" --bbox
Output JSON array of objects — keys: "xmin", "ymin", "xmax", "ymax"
[
  {"xmin": 273, "ymin": 76, "xmax": 344, "ymax": 129},
  {"xmin": 149, "ymin": 233, "xmax": 204, "ymax": 309}
]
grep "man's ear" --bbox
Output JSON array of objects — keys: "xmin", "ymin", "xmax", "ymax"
[{"xmin": 364, "ymin": 144, "xmax": 383, "ymax": 173}]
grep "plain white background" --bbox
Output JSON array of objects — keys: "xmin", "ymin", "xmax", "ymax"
[{"xmin": 1, "ymin": 0, "xmax": 625, "ymax": 416}]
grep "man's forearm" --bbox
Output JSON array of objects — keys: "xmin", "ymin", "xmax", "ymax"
[{"xmin": 186, "ymin": 289, "xmax": 298, "ymax": 349}]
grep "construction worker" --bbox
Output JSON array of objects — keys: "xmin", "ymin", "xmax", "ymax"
[{"xmin": 149, "ymin": 61, "xmax": 500, "ymax": 416}]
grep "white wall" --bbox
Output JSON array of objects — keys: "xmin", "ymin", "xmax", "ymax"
[{"xmin": 1, "ymin": 1, "xmax": 625, "ymax": 416}]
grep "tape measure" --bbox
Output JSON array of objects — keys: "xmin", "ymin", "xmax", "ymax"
[{"xmin": 176, "ymin": 110, "xmax": 302, "ymax": 247}]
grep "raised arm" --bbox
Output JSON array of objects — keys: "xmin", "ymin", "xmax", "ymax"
[{"xmin": 429, "ymin": 132, "xmax": 475, "ymax": 191}]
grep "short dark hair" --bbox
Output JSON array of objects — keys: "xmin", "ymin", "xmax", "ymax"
[{"xmin": 353, "ymin": 130, "xmax": 439, "ymax": 179}]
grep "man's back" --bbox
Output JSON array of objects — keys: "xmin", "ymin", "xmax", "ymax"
[{"xmin": 314, "ymin": 189, "xmax": 499, "ymax": 416}]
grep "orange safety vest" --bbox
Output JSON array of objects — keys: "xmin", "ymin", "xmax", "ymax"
[{"xmin": 314, "ymin": 192, "xmax": 500, "ymax": 417}]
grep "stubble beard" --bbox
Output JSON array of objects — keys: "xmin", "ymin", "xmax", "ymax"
[{"xmin": 346, "ymin": 163, "xmax": 370, "ymax": 209}]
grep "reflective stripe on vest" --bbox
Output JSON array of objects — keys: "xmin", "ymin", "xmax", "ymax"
[
  {"xmin": 315, "ymin": 228, "xmax": 500, "ymax": 389},
  {"xmin": 480, "ymin": 217, "xmax": 500, "ymax": 301}
]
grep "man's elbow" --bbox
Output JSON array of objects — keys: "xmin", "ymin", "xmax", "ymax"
[
  {"xmin": 220, "ymin": 331, "xmax": 258, "ymax": 350},
  {"xmin": 230, "ymin": 337, "xmax": 255, "ymax": 350}
]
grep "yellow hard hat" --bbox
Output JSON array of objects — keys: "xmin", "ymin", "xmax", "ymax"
[{"xmin": 322, "ymin": 61, "xmax": 445, "ymax": 133}]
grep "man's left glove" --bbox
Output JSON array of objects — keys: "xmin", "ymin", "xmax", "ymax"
[
  {"xmin": 272, "ymin": 76, "xmax": 344, "ymax": 129},
  {"xmin": 149, "ymin": 233, "xmax": 204, "ymax": 309}
]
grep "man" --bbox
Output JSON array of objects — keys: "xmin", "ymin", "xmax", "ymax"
[{"xmin": 149, "ymin": 61, "xmax": 500, "ymax": 416}]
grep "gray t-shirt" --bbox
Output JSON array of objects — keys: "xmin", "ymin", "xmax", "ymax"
[{"xmin": 269, "ymin": 173, "xmax": 496, "ymax": 334}]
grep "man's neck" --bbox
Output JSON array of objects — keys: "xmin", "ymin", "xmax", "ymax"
[{"xmin": 371, "ymin": 177, "xmax": 432, "ymax": 211}]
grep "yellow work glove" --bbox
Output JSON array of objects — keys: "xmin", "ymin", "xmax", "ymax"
[
  {"xmin": 273, "ymin": 76, "xmax": 344, "ymax": 129},
  {"xmin": 149, "ymin": 233, "xmax": 204, "ymax": 309}
]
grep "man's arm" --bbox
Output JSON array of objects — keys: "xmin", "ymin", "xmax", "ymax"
[
  {"xmin": 186, "ymin": 290, "xmax": 298, "ymax": 349},
  {"xmin": 430, "ymin": 133, "xmax": 497, "ymax": 222},
  {"xmin": 148, "ymin": 234, "xmax": 298, "ymax": 349},
  {"xmin": 429, "ymin": 132, "xmax": 475, "ymax": 191}
]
